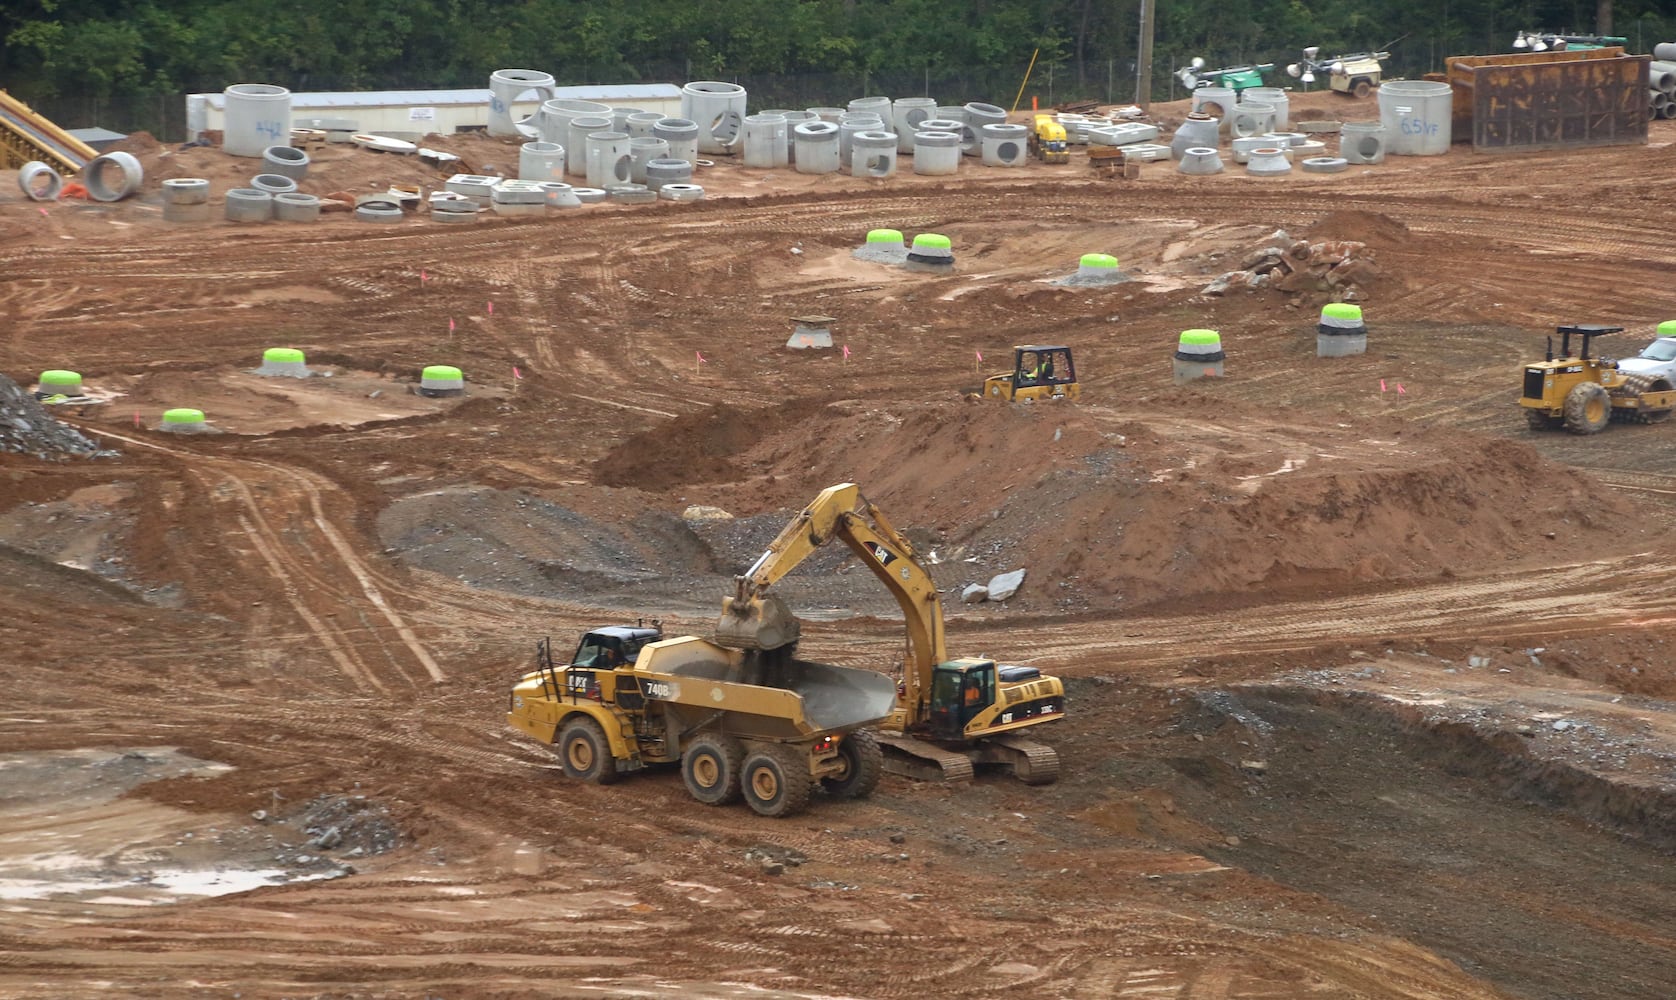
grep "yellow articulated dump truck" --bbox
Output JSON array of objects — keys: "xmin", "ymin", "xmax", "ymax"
[{"xmin": 508, "ymin": 624, "xmax": 897, "ymax": 817}]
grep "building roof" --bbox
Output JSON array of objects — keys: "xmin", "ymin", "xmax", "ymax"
[{"xmin": 191, "ymin": 84, "xmax": 681, "ymax": 109}]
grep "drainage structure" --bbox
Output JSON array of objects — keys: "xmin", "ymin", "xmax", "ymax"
[
  {"xmin": 854, "ymin": 228, "xmax": 909, "ymax": 264},
  {"xmin": 1317, "ymin": 303, "xmax": 1367, "ymax": 357},
  {"xmin": 489, "ymin": 69, "xmax": 556, "ymax": 138},
  {"xmin": 905, "ymin": 233, "xmax": 954, "ymax": 272},
  {"xmin": 257, "ymin": 347, "xmax": 310, "ymax": 377},
  {"xmin": 1173, "ymin": 329, "xmax": 1226, "ymax": 383},
  {"xmin": 418, "ymin": 366, "xmax": 465, "ymax": 398}
]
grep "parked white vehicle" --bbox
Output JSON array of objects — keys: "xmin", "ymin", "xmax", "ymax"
[{"xmin": 1616, "ymin": 332, "xmax": 1676, "ymax": 380}]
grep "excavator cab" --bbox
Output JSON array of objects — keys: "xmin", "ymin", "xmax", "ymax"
[
  {"xmin": 983, "ymin": 345, "xmax": 1080, "ymax": 402},
  {"xmin": 927, "ymin": 660, "xmax": 997, "ymax": 740}
]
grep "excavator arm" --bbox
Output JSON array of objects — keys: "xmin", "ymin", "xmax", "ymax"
[{"xmin": 715, "ymin": 483, "xmax": 947, "ymax": 718}]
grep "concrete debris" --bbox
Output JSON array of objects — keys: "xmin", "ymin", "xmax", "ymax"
[
  {"xmin": 987, "ymin": 568, "xmax": 1026, "ymax": 602},
  {"xmin": 962, "ymin": 584, "xmax": 988, "ymax": 603},
  {"xmin": 0, "ymin": 372, "xmax": 106, "ymax": 459},
  {"xmin": 1202, "ymin": 233, "xmax": 1379, "ymax": 297},
  {"xmin": 681, "ymin": 505, "xmax": 735, "ymax": 522}
]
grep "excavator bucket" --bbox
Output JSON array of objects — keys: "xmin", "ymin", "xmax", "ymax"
[{"xmin": 715, "ymin": 592, "xmax": 802, "ymax": 651}]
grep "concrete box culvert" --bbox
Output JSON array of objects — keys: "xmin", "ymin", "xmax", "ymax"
[
  {"xmin": 519, "ymin": 141, "xmax": 566, "ymax": 182},
  {"xmin": 163, "ymin": 201, "xmax": 212, "ymax": 223},
  {"xmin": 17, "ymin": 161, "xmax": 64, "ymax": 201},
  {"xmin": 1339, "ymin": 122, "xmax": 1386, "ymax": 164},
  {"xmin": 681, "ymin": 81, "xmax": 747, "ymax": 154},
  {"xmin": 652, "ymin": 118, "xmax": 700, "ymax": 166},
  {"xmin": 912, "ymin": 130, "xmax": 961, "ymax": 176},
  {"xmin": 250, "ymin": 173, "xmax": 298, "ymax": 195},
  {"xmin": 261, "ymin": 144, "xmax": 310, "ymax": 180},
  {"xmin": 891, "ymin": 97, "xmax": 937, "ymax": 152},
  {"xmin": 643, "ymin": 158, "xmax": 693, "ymax": 191},
  {"xmin": 628, "ymin": 137, "xmax": 669, "ymax": 183},
  {"xmin": 223, "ymin": 83, "xmax": 291, "ymax": 157},
  {"xmin": 960, "ymin": 102, "xmax": 1007, "ymax": 155},
  {"xmin": 980, "ymin": 123, "xmax": 1029, "ymax": 167},
  {"xmin": 849, "ymin": 131, "xmax": 899, "ymax": 178},
  {"xmin": 224, "ymin": 188, "xmax": 274, "ymax": 222},
  {"xmin": 272, "ymin": 192, "xmax": 322, "ymax": 223},
  {"xmin": 743, "ymin": 114, "xmax": 789, "ymax": 169},
  {"xmin": 489, "ymin": 69, "xmax": 556, "ymax": 138},
  {"xmin": 658, "ymin": 183, "xmax": 704, "ymax": 202},
  {"xmin": 355, "ymin": 201, "xmax": 404, "ymax": 223},
  {"xmin": 491, "ymin": 180, "xmax": 547, "ymax": 205},
  {"xmin": 82, "ymin": 151, "xmax": 144, "ymax": 201},
  {"xmin": 584, "ymin": 130, "xmax": 633, "ymax": 188},
  {"xmin": 567, "ymin": 116, "xmax": 615, "ymax": 179},
  {"xmin": 792, "ymin": 121, "xmax": 841, "ymax": 175}
]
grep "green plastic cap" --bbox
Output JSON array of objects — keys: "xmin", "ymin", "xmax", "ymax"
[
  {"xmin": 1659, "ymin": 320, "xmax": 1676, "ymax": 336},
  {"xmin": 1321, "ymin": 303, "xmax": 1362, "ymax": 320},
  {"xmin": 263, "ymin": 347, "xmax": 305, "ymax": 363},
  {"xmin": 422, "ymin": 365, "xmax": 464, "ymax": 381},
  {"xmin": 1178, "ymin": 329, "xmax": 1221, "ymax": 346},
  {"xmin": 1079, "ymin": 253, "xmax": 1118, "ymax": 268},
  {"xmin": 911, "ymin": 233, "xmax": 952, "ymax": 250},
  {"xmin": 866, "ymin": 228, "xmax": 904, "ymax": 244},
  {"xmin": 39, "ymin": 369, "xmax": 82, "ymax": 386},
  {"xmin": 162, "ymin": 408, "xmax": 206, "ymax": 424}
]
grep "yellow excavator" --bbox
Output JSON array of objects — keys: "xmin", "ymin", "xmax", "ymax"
[{"xmin": 714, "ymin": 483, "xmax": 1064, "ymax": 783}]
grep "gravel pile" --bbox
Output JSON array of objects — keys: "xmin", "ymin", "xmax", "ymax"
[{"xmin": 0, "ymin": 373, "xmax": 107, "ymax": 459}]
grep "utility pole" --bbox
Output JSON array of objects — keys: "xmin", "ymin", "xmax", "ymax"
[{"xmin": 1136, "ymin": 0, "xmax": 1156, "ymax": 110}]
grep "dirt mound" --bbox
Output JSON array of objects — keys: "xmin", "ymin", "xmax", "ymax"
[
  {"xmin": 595, "ymin": 398, "xmax": 842, "ymax": 489},
  {"xmin": 0, "ymin": 373, "xmax": 106, "ymax": 459},
  {"xmin": 1303, "ymin": 210, "xmax": 1411, "ymax": 250}
]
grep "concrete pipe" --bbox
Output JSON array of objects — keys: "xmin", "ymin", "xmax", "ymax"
[
  {"xmin": 658, "ymin": 183, "xmax": 705, "ymax": 202},
  {"xmin": 793, "ymin": 121, "xmax": 841, "ymax": 174},
  {"xmin": 540, "ymin": 98, "xmax": 610, "ymax": 150},
  {"xmin": 571, "ymin": 187, "xmax": 608, "ymax": 204},
  {"xmin": 681, "ymin": 81, "xmax": 747, "ymax": 154},
  {"xmin": 960, "ymin": 102, "xmax": 1007, "ymax": 156},
  {"xmin": 489, "ymin": 69, "xmax": 556, "ymax": 138},
  {"xmin": 608, "ymin": 183, "xmax": 657, "ymax": 205},
  {"xmin": 628, "ymin": 138, "xmax": 669, "ymax": 183},
  {"xmin": 935, "ymin": 106, "xmax": 968, "ymax": 123},
  {"xmin": 1648, "ymin": 62, "xmax": 1676, "ymax": 94},
  {"xmin": 250, "ymin": 173, "xmax": 298, "ymax": 195},
  {"xmin": 1176, "ymin": 147, "xmax": 1224, "ymax": 175},
  {"xmin": 262, "ymin": 144, "xmax": 310, "ymax": 180},
  {"xmin": 584, "ymin": 130, "xmax": 633, "ymax": 188},
  {"xmin": 779, "ymin": 111, "xmax": 817, "ymax": 163},
  {"xmin": 743, "ymin": 114, "xmax": 789, "ymax": 168},
  {"xmin": 1656, "ymin": 43, "xmax": 1676, "ymax": 62},
  {"xmin": 223, "ymin": 83, "xmax": 291, "ymax": 158},
  {"xmin": 891, "ymin": 97, "xmax": 938, "ymax": 152},
  {"xmin": 1293, "ymin": 140, "xmax": 1328, "ymax": 157},
  {"xmin": 847, "ymin": 96, "xmax": 891, "ymax": 118},
  {"xmin": 82, "ymin": 150, "xmax": 143, "ymax": 201},
  {"xmin": 273, "ymin": 192, "xmax": 322, "ymax": 222},
  {"xmin": 224, "ymin": 188, "xmax": 275, "ymax": 222},
  {"xmin": 849, "ymin": 130, "xmax": 899, "ymax": 178},
  {"xmin": 162, "ymin": 178, "xmax": 210, "ymax": 205},
  {"xmin": 912, "ymin": 130, "xmax": 961, "ymax": 176},
  {"xmin": 1245, "ymin": 147, "xmax": 1292, "ymax": 176},
  {"xmin": 626, "ymin": 112, "xmax": 665, "ymax": 138},
  {"xmin": 163, "ymin": 201, "xmax": 211, "ymax": 223},
  {"xmin": 1339, "ymin": 122, "xmax": 1386, "ymax": 164},
  {"xmin": 609, "ymin": 107, "xmax": 644, "ymax": 133},
  {"xmin": 1191, "ymin": 87, "xmax": 1238, "ymax": 130},
  {"xmin": 1243, "ymin": 87, "xmax": 1290, "ymax": 129},
  {"xmin": 979, "ymin": 123, "xmax": 1029, "ymax": 167},
  {"xmin": 1301, "ymin": 156, "xmax": 1349, "ymax": 174},
  {"xmin": 652, "ymin": 118, "xmax": 701, "ymax": 168},
  {"xmin": 1230, "ymin": 102, "xmax": 1276, "ymax": 139},
  {"xmin": 17, "ymin": 161, "xmax": 63, "ymax": 201},
  {"xmin": 1230, "ymin": 136, "xmax": 1271, "ymax": 164},
  {"xmin": 839, "ymin": 116, "xmax": 883, "ymax": 167},
  {"xmin": 519, "ymin": 141, "xmax": 566, "ymax": 182},
  {"xmin": 537, "ymin": 182, "xmax": 581, "ymax": 208},
  {"xmin": 643, "ymin": 157, "xmax": 693, "ymax": 191},
  {"xmin": 355, "ymin": 200, "xmax": 404, "ymax": 223},
  {"xmin": 1170, "ymin": 113, "xmax": 1221, "ymax": 159},
  {"xmin": 808, "ymin": 107, "xmax": 846, "ymax": 123},
  {"xmin": 568, "ymin": 116, "xmax": 615, "ymax": 179}
]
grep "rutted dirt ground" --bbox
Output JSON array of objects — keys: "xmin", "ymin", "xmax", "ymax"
[{"xmin": 3, "ymin": 91, "xmax": 1676, "ymax": 998}]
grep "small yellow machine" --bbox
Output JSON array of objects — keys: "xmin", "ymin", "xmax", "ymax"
[
  {"xmin": 982, "ymin": 345, "xmax": 1080, "ymax": 402},
  {"xmin": 1028, "ymin": 115, "xmax": 1070, "ymax": 163},
  {"xmin": 1520, "ymin": 324, "xmax": 1676, "ymax": 433}
]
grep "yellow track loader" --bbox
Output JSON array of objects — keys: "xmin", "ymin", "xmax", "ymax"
[{"xmin": 982, "ymin": 345, "xmax": 1080, "ymax": 402}]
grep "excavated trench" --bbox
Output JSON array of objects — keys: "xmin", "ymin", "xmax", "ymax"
[{"xmin": 1163, "ymin": 685, "xmax": 1676, "ymax": 1000}]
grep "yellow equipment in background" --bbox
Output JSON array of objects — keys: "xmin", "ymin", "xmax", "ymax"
[
  {"xmin": 1520, "ymin": 324, "xmax": 1676, "ymax": 433},
  {"xmin": 983, "ymin": 345, "xmax": 1080, "ymax": 402},
  {"xmin": 1029, "ymin": 115, "xmax": 1070, "ymax": 163}
]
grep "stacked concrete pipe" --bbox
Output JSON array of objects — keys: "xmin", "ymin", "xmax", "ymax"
[
  {"xmin": 644, "ymin": 158, "xmax": 693, "ymax": 191},
  {"xmin": 652, "ymin": 118, "xmax": 700, "ymax": 167},
  {"xmin": 839, "ymin": 114, "xmax": 884, "ymax": 166},
  {"xmin": 628, "ymin": 138, "xmax": 669, "ymax": 183},
  {"xmin": 541, "ymin": 99, "xmax": 611, "ymax": 169},
  {"xmin": 568, "ymin": 116, "xmax": 615, "ymax": 179},
  {"xmin": 489, "ymin": 69, "xmax": 556, "ymax": 138},
  {"xmin": 681, "ymin": 81, "xmax": 747, "ymax": 154},
  {"xmin": 262, "ymin": 144, "xmax": 309, "ymax": 180},
  {"xmin": 891, "ymin": 97, "xmax": 938, "ymax": 152},
  {"xmin": 960, "ymin": 103, "xmax": 1007, "ymax": 156}
]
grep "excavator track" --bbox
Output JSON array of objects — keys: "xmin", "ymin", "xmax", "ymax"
[
  {"xmin": 985, "ymin": 734, "xmax": 1061, "ymax": 785},
  {"xmin": 1609, "ymin": 374, "xmax": 1676, "ymax": 424},
  {"xmin": 878, "ymin": 733, "xmax": 975, "ymax": 782}
]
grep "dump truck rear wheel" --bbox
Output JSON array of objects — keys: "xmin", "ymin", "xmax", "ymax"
[
  {"xmin": 742, "ymin": 744, "xmax": 812, "ymax": 818},
  {"xmin": 682, "ymin": 734, "xmax": 743, "ymax": 805},
  {"xmin": 1562, "ymin": 382, "xmax": 1611, "ymax": 434},
  {"xmin": 555, "ymin": 717, "xmax": 618, "ymax": 785},
  {"xmin": 821, "ymin": 728, "xmax": 884, "ymax": 800}
]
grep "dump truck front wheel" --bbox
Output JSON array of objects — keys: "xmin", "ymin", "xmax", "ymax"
[
  {"xmin": 1563, "ymin": 382, "xmax": 1611, "ymax": 434},
  {"xmin": 821, "ymin": 728, "xmax": 883, "ymax": 799},
  {"xmin": 682, "ymin": 734, "xmax": 744, "ymax": 805},
  {"xmin": 742, "ymin": 744, "xmax": 813, "ymax": 818},
  {"xmin": 555, "ymin": 717, "xmax": 618, "ymax": 784}
]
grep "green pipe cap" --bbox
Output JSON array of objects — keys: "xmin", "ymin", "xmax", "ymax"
[
  {"xmin": 39, "ymin": 370, "xmax": 82, "ymax": 386},
  {"xmin": 1659, "ymin": 320, "xmax": 1676, "ymax": 336},
  {"xmin": 1079, "ymin": 253, "xmax": 1118, "ymax": 268},
  {"xmin": 263, "ymin": 347, "xmax": 306, "ymax": 363},
  {"xmin": 866, "ymin": 228, "xmax": 904, "ymax": 243},
  {"xmin": 1178, "ymin": 328, "xmax": 1221, "ymax": 346},
  {"xmin": 422, "ymin": 365, "xmax": 464, "ymax": 381},
  {"xmin": 162, "ymin": 408, "xmax": 206, "ymax": 424},
  {"xmin": 1321, "ymin": 303, "xmax": 1362, "ymax": 320},
  {"xmin": 911, "ymin": 233, "xmax": 951, "ymax": 249}
]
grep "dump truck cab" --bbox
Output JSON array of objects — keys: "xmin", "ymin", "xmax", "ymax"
[
  {"xmin": 983, "ymin": 345, "xmax": 1080, "ymax": 402},
  {"xmin": 570, "ymin": 625, "xmax": 661, "ymax": 669}
]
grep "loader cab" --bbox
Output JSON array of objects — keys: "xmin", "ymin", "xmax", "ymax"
[
  {"xmin": 927, "ymin": 659, "xmax": 997, "ymax": 739},
  {"xmin": 984, "ymin": 345, "xmax": 1080, "ymax": 402},
  {"xmin": 571, "ymin": 625, "xmax": 663, "ymax": 669}
]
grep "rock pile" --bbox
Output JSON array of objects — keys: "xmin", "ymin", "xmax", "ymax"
[
  {"xmin": 0, "ymin": 373, "xmax": 105, "ymax": 459},
  {"xmin": 1202, "ymin": 229, "xmax": 1380, "ymax": 298}
]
